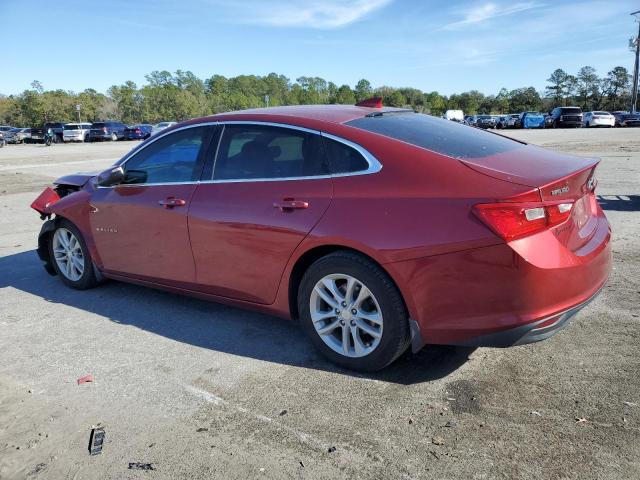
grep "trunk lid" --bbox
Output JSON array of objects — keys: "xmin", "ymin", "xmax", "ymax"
[{"xmin": 462, "ymin": 145, "xmax": 600, "ymax": 251}]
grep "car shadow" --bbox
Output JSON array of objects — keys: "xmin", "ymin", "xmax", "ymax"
[
  {"xmin": 0, "ymin": 250, "xmax": 475, "ymax": 385},
  {"xmin": 597, "ymin": 195, "xmax": 640, "ymax": 212}
]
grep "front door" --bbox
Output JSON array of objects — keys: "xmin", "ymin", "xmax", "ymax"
[
  {"xmin": 188, "ymin": 123, "xmax": 333, "ymax": 303},
  {"xmin": 90, "ymin": 125, "xmax": 214, "ymax": 284}
]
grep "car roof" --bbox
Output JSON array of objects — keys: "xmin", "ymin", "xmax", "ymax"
[{"xmin": 192, "ymin": 104, "xmax": 411, "ymax": 125}]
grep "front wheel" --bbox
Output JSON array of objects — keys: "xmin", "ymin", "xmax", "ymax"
[
  {"xmin": 49, "ymin": 220, "xmax": 99, "ymax": 289},
  {"xmin": 298, "ymin": 251, "xmax": 410, "ymax": 371}
]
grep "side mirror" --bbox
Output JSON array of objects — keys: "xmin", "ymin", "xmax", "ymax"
[{"xmin": 97, "ymin": 166, "xmax": 125, "ymax": 187}]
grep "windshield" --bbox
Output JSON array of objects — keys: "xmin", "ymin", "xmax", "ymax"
[
  {"xmin": 156, "ymin": 122, "xmax": 171, "ymax": 128},
  {"xmin": 64, "ymin": 124, "xmax": 80, "ymax": 130},
  {"xmin": 478, "ymin": 115, "xmax": 491, "ymax": 119},
  {"xmin": 346, "ymin": 113, "xmax": 523, "ymax": 160},
  {"xmin": 92, "ymin": 123, "xmax": 105, "ymax": 128},
  {"xmin": 561, "ymin": 108, "xmax": 582, "ymax": 114},
  {"xmin": 593, "ymin": 111, "xmax": 609, "ymax": 115}
]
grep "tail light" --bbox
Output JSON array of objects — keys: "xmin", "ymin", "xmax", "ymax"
[{"xmin": 473, "ymin": 201, "xmax": 573, "ymax": 241}]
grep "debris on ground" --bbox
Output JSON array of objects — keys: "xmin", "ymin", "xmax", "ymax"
[
  {"xmin": 299, "ymin": 461, "xmax": 305, "ymax": 468},
  {"xmin": 279, "ymin": 409, "xmax": 288, "ymax": 416},
  {"xmin": 128, "ymin": 463, "xmax": 155, "ymax": 470},
  {"xmin": 196, "ymin": 428, "xmax": 208, "ymax": 432},
  {"xmin": 77, "ymin": 375, "xmax": 94, "ymax": 385},
  {"xmin": 623, "ymin": 401, "xmax": 637, "ymax": 407},
  {"xmin": 531, "ymin": 411, "xmax": 542, "ymax": 416},
  {"xmin": 445, "ymin": 420, "xmax": 456, "ymax": 428},
  {"xmin": 88, "ymin": 427, "xmax": 105, "ymax": 455},
  {"xmin": 408, "ymin": 418, "xmax": 413, "ymax": 424},
  {"xmin": 575, "ymin": 417, "xmax": 588, "ymax": 424},
  {"xmin": 327, "ymin": 446, "xmax": 336, "ymax": 453},
  {"xmin": 432, "ymin": 436, "xmax": 445, "ymax": 446}
]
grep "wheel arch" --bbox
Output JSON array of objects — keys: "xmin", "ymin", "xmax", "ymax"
[{"xmin": 287, "ymin": 244, "xmax": 414, "ymax": 324}]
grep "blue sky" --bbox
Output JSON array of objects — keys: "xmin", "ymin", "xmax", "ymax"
[{"xmin": 0, "ymin": 0, "xmax": 637, "ymax": 96}]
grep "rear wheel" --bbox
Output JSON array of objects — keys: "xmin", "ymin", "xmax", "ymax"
[
  {"xmin": 298, "ymin": 252, "xmax": 410, "ymax": 371},
  {"xmin": 49, "ymin": 220, "xmax": 99, "ymax": 290}
]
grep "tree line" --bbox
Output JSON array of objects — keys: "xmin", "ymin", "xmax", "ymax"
[{"xmin": 0, "ymin": 65, "xmax": 633, "ymax": 127}]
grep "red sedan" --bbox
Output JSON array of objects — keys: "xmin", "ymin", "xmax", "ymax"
[{"xmin": 31, "ymin": 101, "xmax": 611, "ymax": 371}]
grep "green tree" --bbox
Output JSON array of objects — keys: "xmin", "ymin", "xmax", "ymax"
[
  {"xmin": 545, "ymin": 69, "xmax": 569, "ymax": 105},
  {"xmin": 386, "ymin": 90, "xmax": 406, "ymax": 107},
  {"xmin": 354, "ymin": 79, "xmax": 372, "ymax": 101},
  {"xmin": 509, "ymin": 87, "xmax": 543, "ymax": 112},
  {"xmin": 604, "ymin": 66, "xmax": 631, "ymax": 110},
  {"xmin": 335, "ymin": 85, "xmax": 356, "ymax": 104},
  {"xmin": 576, "ymin": 66, "xmax": 599, "ymax": 110}
]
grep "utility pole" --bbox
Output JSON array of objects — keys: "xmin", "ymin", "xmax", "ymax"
[
  {"xmin": 76, "ymin": 104, "xmax": 82, "ymax": 123},
  {"xmin": 631, "ymin": 10, "xmax": 640, "ymax": 113}
]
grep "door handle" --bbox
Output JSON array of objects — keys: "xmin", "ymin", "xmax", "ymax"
[
  {"xmin": 158, "ymin": 197, "xmax": 186, "ymax": 208},
  {"xmin": 273, "ymin": 199, "xmax": 309, "ymax": 211}
]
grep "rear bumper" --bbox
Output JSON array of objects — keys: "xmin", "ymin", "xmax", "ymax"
[
  {"xmin": 454, "ymin": 284, "xmax": 603, "ymax": 347},
  {"xmin": 389, "ymin": 205, "xmax": 612, "ymax": 348}
]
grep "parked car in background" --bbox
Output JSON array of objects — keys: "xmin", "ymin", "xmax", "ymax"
[
  {"xmin": 505, "ymin": 114, "xmax": 520, "ymax": 128},
  {"xmin": 519, "ymin": 111, "xmax": 545, "ymax": 129},
  {"xmin": 495, "ymin": 115, "xmax": 509, "ymax": 129},
  {"xmin": 581, "ymin": 112, "xmax": 614, "ymax": 128},
  {"xmin": 30, "ymin": 103, "xmax": 612, "ymax": 371},
  {"xmin": 4, "ymin": 127, "xmax": 25, "ymax": 144},
  {"xmin": 28, "ymin": 122, "xmax": 66, "ymax": 143},
  {"xmin": 124, "ymin": 124, "xmax": 153, "ymax": 140},
  {"xmin": 151, "ymin": 121, "xmax": 177, "ymax": 136},
  {"xmin": 471, "ymin": 115, "xmax": 496, "ymax": 129},
  {"xmin": 548, "ymin": 107, "xmax": 583, "ymax": 128},
  {"xmin": 63, "ymin": 123, "xmax": 93, "ymax": 142},
  {"xmin": 443, "ymin": 110, "xmax": 464, "ymax": 122},
  {"xmin": 612, "ymin": 111, "xmax": 640, "ymax": 127},
  {"xmin": 0, "ymin": 125, "xmax": 14, "ymax": 133},
  {"xmin": 88, "ymin": 121, "xmax": 126, "ymax": 142}
]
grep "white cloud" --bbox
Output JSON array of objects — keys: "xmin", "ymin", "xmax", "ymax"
[
  {"xmin": 205, "ymin": 0, "xmax": 393, "ymax": 29},
  {"xmin": 443, "ymin": 1, "xmax": 543, "ymax": 30}
]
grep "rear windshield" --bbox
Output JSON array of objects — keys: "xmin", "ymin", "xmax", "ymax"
[
  {"xmin": 346, "ymin": 113, "xmax": 523, "ymax": 159},
  {"xmin": 593, "ymin": 111, "xmax": 609, "ymax": 115},
  {"xmin": 560, "ymin": 108, "xmax": 582, "ymax": 114},
  {"xmin": 91, "ymin": 123, "xmax": 105, "ymax": 128}
]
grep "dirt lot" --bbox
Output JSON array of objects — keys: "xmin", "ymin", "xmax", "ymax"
[{"xmin": 0, "ymin": 130, "xmax": 638, "ymax": 480}]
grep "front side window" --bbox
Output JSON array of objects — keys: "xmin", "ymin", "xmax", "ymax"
[
  {"xmin": 123, "ymin": 126, "xmax": 207, "ymax": 184},
  {"xmin": 213, "ymin": 124, "xmax": 328, "ymax": 180}
]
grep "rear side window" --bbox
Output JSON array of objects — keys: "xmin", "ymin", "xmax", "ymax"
[
  {"xmin": 346, "ymin": 113, "xmax": 522, "ymax": 159},
  {"xmin": 214, "ymin": 124, "xmax": 329, "ymax": 180},
  {"xmin": 322, "ymin": 137, "xmax": 369, "ymax": 173}
]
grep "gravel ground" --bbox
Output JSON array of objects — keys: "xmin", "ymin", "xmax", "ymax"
[{"xmin": 0, "ymin": 130, "xmax": 638, "ymax": 480}]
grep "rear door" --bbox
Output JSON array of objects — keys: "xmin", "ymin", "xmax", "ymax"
[
  {"xmin": 90, "ymin": 125, "xmax": 215, "ymax": 283},
  {"xmin": 188, "ymin": 123, "xmax": 333, "ymax": 304}
]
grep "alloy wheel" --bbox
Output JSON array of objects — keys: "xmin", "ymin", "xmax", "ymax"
[
  {"xmin": 309, "ymin": 273, "xmax": 383, "ymax": 358},
  {"xmin": 52, "ymin": 228, "xmax": 85, "ymax": 281}
]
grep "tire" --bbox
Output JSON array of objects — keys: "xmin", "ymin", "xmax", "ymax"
[
  {"xmin": 111, "ymin": 132, "xmax": 118, "ymax": 141},
  {"xmin": 48, "ymin": 219, "xmax": 99, "ymax": 290},
  {"xmin": 298, "ymin": 251, "xmax": 410, "ymax": 372},
  {"xmin": 586, "ymin": 122, "xmax": 590, "ymax": 128}
]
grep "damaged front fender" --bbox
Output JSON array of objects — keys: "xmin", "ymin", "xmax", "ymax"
[{"xmin": 37, "ymin": 220, "xmax": 58, "ymax": 275}]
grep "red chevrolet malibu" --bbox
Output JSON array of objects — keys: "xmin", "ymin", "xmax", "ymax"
[{"xmin": 31, "ymin": 101, "xmax": 611, "ymax": 371}]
